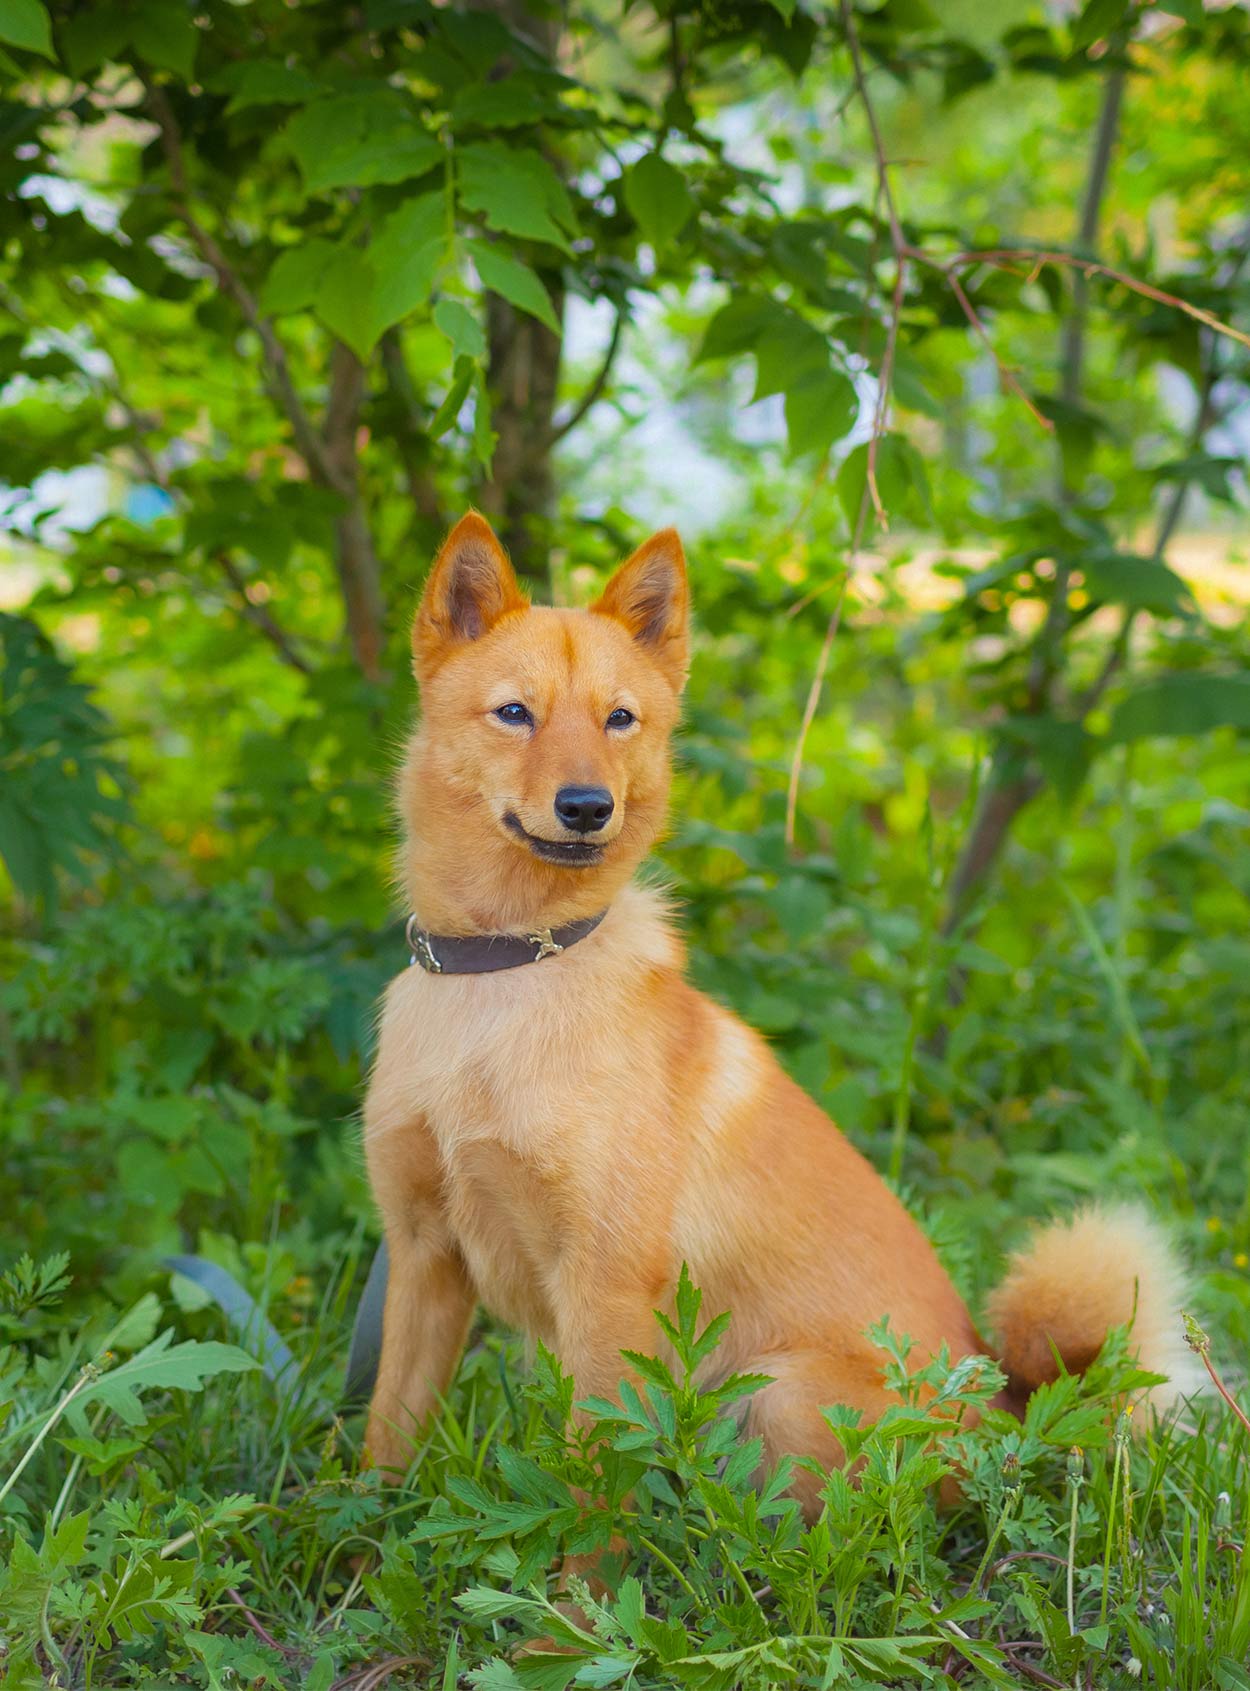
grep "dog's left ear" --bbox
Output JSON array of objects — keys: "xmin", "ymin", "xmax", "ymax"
[
  {"xmin": 414, "ymin": 512, "xmax": 527, "ymax": 676},
  {"xmin": 592, "ymin": 529, "xmax": 689, "ymax": 691}
]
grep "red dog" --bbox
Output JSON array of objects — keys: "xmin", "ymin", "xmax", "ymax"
[{"xmin": 364, "ymin": 512, "xmax": 1198, "ymax": 1510}]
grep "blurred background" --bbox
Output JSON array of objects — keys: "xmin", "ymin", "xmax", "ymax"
[{"xmin": 2, "ymin": 0, "xmax": 1249, "ymax": 1362}]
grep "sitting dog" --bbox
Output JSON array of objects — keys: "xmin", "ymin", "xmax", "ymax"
[{"xmin": 363, "ymin": 512, "xmax": 1196, "ymax": 1510}]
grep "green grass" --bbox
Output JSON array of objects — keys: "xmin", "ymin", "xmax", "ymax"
[{"xmin": 1, "ymin": 1254, "xmax": 1248, "ymax": 1689}]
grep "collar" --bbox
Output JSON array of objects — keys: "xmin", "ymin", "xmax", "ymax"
[{"xmin": 405, "ymin": 909, "xmax": 608, "ymax": 975}]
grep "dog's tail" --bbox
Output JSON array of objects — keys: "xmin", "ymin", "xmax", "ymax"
[{"xmin": 985, "ymin": 1205, "xmax": 1203, "ymax": 1410}]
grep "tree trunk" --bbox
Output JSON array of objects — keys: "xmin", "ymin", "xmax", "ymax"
[
  {"xmin": 472, "ymin": 0, "xmax": 565, "ymax": 581},
  {"xmin": 323, "ymin": 341, "xmax": 386, "ymax": 681},
  {"xmin": 942, "ymin": 66, "xmax": 1126, "ymax": 935},
  {"xmin": 478, "ymin": 283, "xmax": 565, "ymax": 577}
]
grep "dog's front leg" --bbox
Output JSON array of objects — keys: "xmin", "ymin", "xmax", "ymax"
[
  {"xmin": 556, "ymin": 1279, "xmax": 669, "ymax": 1409},
  {"xmin": 364, "ymin": 1096, "xmax": 478, "ymax": 1477},
  {"xmin": 364, "ymin": 1217, "xmax": 475, "ymax": 1477}
]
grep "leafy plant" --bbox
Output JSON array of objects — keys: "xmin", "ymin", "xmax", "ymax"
[{"xmin": 0, "ymin": 613, "xmax": 127, "ymax": 914}]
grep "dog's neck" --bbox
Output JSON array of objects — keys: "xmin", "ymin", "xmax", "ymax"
[
  {"xmin": 399, "ymin": 775, "xmax": 648, "ymax": 941},
  {"xmin": 403, "ymin": 841, "xmax": 634, "ymax": 937}
]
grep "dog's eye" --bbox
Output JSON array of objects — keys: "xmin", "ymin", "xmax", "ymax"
[
  {"xmin": 606, "ymin": 708, "xmax": 635, "ymax": 730},
  {"xmin": 494, "ymin": 702, "xmax": 533, "ymax": 726}
]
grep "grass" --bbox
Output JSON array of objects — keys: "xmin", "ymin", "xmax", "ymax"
[{"xmin": 1, "ymin": 1238, "xmax": 1248, "ymax": 1688}]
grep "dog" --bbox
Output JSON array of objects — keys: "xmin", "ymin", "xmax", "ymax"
[{"xmin": 362, "ymin": 511, "xmax": 1198, "ymax": 1512}]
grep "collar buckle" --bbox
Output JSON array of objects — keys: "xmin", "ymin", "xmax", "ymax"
[
  {"xmin": 406, "ymin": 914, "xmax": 443, "ymax": 973},
  {"xmin": 527, "ymin": 928, "xmax": 563, "ymax": 962}
]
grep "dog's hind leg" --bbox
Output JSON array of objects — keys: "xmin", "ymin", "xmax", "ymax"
[{"xmin": 743, "ymin": 1347, "xmax": 898, "ymax": 1520}]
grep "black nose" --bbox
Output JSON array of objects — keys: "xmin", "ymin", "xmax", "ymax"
[{"xmin": 554, "ymin": 785, "xmax": 614, "ymax": 834}]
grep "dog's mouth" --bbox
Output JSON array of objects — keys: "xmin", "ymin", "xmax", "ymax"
[{"xmin": 503, "ymin": 811, "xmax": 607, "ymax": 868}]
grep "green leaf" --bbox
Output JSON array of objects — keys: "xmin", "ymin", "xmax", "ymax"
[
  {"xmin": 1071, "ymin": 0, "xmax": 1128, "ymax": 51},
  {"xmin": 469, "ymin": 1662, "xmax": 526, "ymax": 1690},
  {"xmin": 472, "ymin": 368, "xmax": 496, "ymax": 468},
  {"xmin": 458, "ymin": 142, "xmax": 577, "ymax": 252},
  {"xmin": 441, "ymin": 1636, "xmax": 460, "ymax": 1691},
  {"xmin": 430, "ymin": 355, "xmax": 477, "ymax": 439},
  {"xmin": 306, "ymin": 1651, "xmax": 337, "ymax": 1691},
  {"xmin": 1153, "ymin": 452, "xmax": 1241, "ymax": 504},
  {"xmin": 82, "ymin": 1332, "xmax": 259, "ymax": 1427},
  {"xmin": 752, "ymin": 308, "xmax": 829, "ymax": 401},
  {"xmin": 101, "ymin": 1291, "xmax": 163, "ymax": 1354},
  {"xmin": 434, "ymin": 298, "xmax": 487, "ymax": 362},
  {"xmin": 259, "ymin": 239, "xmax": 336, "ymax": 316},
  {"xmin": 212, "ymin": 61, "xmax": 329, "ymax": 114},
  {"xmin": 1078, "ymin": 550, "xmax": 1194, "ymax": 616},
  {"xmin": 696, "ymin": 292, "xmax": 785, "ymax": 364},
  {"xmin": 58, "ymin": 9, "xmax": 127, "ymax": 73},
  {"xmin": 47, "ymin": 1507, "xmax": 91, "ymax": 1569},
  {"xmin": 891, "ymin": 355, "xmax": 944, "ymax": 419},
  {"xmin": 0, "ymin": 796, "xmax": 43, "ymax": 902},
  {"xmin": 58, "ymin": 1433, "xmax": 147, "ymax": 1475},
  {"xmin": 511, "ymin": 1652, "xmax": 582, "ymax": 1691},
  {"xmin": 286, "ymin": 94, "xmax": 442, "ymax": 194},
  {"xmin": 1109, "ymin": 675, "xmax": 1250, "ymax": 742},
  {"xmin": 999, "ymin": 716, "xmax": 1094, "ymax": 806},
  {"xmin": 468, "ymin": 240, "xmax": 560, "ymax": 333},
  {"xmin": 784, "ymin": 368, "xmax": 857, "ymax": 460},
  {"xmin": 314, "ymin": 197, "xmax": 445, "ymax": 358},
  {"xmin": 837, "ymin": 435, "xmax": 931, "ymax": 530},
  {"xmin": 457, "ymin": 1587, "xmax": 548, "ymax": 1624},
  {"xmin": 0, "ymin": 0, "xmax": 53, "ymax": 58},
  {"xmin": 131, "ymin": 2, "xmax": 199, "ymax": 79},
  {"xmin": 623, "ymin": 151, "xmax": 695, "ymax": 250},
  {"xmin": 452, "ymin": 77, "xmax": 553, "ymax": 130}
]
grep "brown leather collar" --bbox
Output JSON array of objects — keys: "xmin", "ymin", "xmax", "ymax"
[{"xmin": 404, "ymin": 909, "xmax": 608, "ymax": 974}]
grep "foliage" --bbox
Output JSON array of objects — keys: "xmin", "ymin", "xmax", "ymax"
[
  {"xmin": 2, "ymin": 0, "xmax": 1250, "ymax": 1685},
  {"xmin": 0, "ymin": 612, "xmax": 127, "ymax": 914},
  {"xmin": 1, "ymin": 1259, "xmax": 1248, "ymax": 1688}
]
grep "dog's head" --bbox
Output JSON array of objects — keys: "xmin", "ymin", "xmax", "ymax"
[{"xmin": 402, "ymin": 512, "xmax": 687, "ymax": 927}]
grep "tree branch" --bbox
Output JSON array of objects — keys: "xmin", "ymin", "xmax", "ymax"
[
  {"xmin": 1027, "ymin": 66, "xmax": 1126, "ymax": 711},
  {"xmin": 143, "ymin": 80, "xmax": 347, "ymax": 495},
  {"xmin": 1060, "ymin": 68, "xmax": 1127, "ymax": 411},
  {"xmin": 841, "ymin": 0, "xmax": 907, "ymax": 524},
  {"xmin": 145, "ymin": 83, "xmax": 390, "ymax": 678},
  {"xmin": 911, "ymin": 253, "xmax": 1053, "ymax": 430},
  {"xmin": 112, "ymin": 372, "xmax": 313, "ymax": 677},
  {"xmin": 942, "ymin": 63, "xmax": 1125, "ymax": 935},
  {"xmin": 547, "ymin": 305, "xmax": 625, "ymax": 447},
  {"xmin": 213, "ymin": 550, "xmax": 312, "ymax": 675},
  {"xmin": 322, "ymin": 341, "xmax": 386, "ymax": 681},
  {"xmin": 784, "ymin": 2, "xmax": 903, "ymax": 847},
  {"xmin": 1071, "ymin": 290, "xmax": 1237, "ymax": 721},
  {"xmin": 380, "ymin": 329, "xmax": 443, "ymax": 525},
  {"xmin": 934, "ymin": 246, "xmax": 1250, "ymax": 355},
  {"xmin": 121, "ymin": 440, "xmax": 312, "ymax": 676},
  {"xmin": 903, "ymin": 219, "xmax": 1250, "ymax": 427}
]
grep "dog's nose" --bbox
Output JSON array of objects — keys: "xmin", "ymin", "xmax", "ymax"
[{"xmin": 554, "ymin": 785, "xmax": 614, "ymax": 834}]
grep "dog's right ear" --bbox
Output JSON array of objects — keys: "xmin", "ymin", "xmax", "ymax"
[{"xmin": 413, "ymin": 512, "xmax": 527, "ymax": 675}]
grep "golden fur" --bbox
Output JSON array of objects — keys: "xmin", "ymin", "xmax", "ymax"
[{"xmin": 363, "ymin": 512, "xmax": 1198, "ymax": 1512}]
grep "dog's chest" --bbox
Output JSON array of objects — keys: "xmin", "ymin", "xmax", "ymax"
[
  {"xmin": 377, "ymin": 958, "xmax": 634, "ymax": 1333},
  {"xmin": 440, "ymin": 1137, "xmax": 566, "ymax": 1334}
]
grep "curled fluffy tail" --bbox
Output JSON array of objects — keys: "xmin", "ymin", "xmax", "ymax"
[{"xmin": 986, "ymin": 1205, "xmax": 1204, "ymax": 1409}]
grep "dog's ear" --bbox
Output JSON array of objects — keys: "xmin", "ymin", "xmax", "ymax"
[
  {"xmin": 414, "ymin": 512, "xmax": 527, "ymax": 674},
  {"xmin": 592, "ymin": 528, "xmax": 689, "ymax": 691}
]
